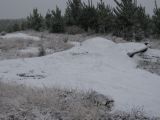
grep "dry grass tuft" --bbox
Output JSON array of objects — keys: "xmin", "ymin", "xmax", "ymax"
[
  {"xmin": 0, "ymin": 81, "xmax": 113, "ymax": 120},
  {"xmin": 0, "ymin": 81, "xmax": 159, "ymax": 120}
]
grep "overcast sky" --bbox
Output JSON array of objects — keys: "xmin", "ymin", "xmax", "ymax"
[{"xmin": 0, "ymin": 0, "xmax": 160, "ymax": 19}]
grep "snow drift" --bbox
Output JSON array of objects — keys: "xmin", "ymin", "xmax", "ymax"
[
  {"xmin": 0, "ymin": 37, "xmax": 160, "ymax": 116},
  {"xmin": 0, "ymin": 33, "xmax": 40, "ymax": 41}
]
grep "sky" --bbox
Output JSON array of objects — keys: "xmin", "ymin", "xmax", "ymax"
[{"xmin": 0, "ymin": 0, "xmax": 160, "ymax": 19}]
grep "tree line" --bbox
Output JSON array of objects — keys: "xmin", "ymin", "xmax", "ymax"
[
  {"xmin": 1, "ymin": 0, "xmax": 160, "ymax": 41},
  {"xmin": 0, "ymin": 19, "xmax": 24, "ymax": 33}
]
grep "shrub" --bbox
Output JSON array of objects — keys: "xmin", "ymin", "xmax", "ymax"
[
  {"xmin": 0, "ymin": 31, "xmax": 6, "ymax": 36},
  {"xmin": 135, "ymin": 27, "xmax": 145, "ymax": 41},
  {"xmin": 65, "ymin": 25, "xmax": 85, "ymax": 34},
  {"xmin": 38, "ymin": 45, "xmax": 46, "ymax": 56}
]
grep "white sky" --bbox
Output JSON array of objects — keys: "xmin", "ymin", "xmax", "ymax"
[{"xmin": 0, "ymin": 0, "xmax": 160, "ymax": 19}]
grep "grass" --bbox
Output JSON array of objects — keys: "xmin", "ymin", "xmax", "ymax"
[
  {"xmin": 137, "ymin": 54, "xmax": 160, "ymax": 75},
  {"xmin": 0, "ymin": 81, "xmax": 159, "ymax": 120},
  {"xmin": 0, "ymin": 32, "xmax": 80, "ymax": 60},
  {"xmin": 0, "ymin": 81, "xmax": 113, "ymax": 120}
]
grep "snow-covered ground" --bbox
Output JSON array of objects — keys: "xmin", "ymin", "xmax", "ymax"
[
  {"xmin": 0, "ymin": 33, "xmax": 40, "ymax": 41},
  {"xmin": 0, "ymin": 37, "xmax": 160, "ymax": 116}
]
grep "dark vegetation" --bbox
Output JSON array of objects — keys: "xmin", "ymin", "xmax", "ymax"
[
  {"xmin": 0, "ymin": 0, "xmax": 160, "ymax": 41},
  {"xmin": 0, "ymin": 19, "xmax": 24, "ymax": 33}
]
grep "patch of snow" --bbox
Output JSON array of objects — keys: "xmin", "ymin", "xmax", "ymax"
[
  {"xmin": 0, "ymin": 37, "xmax": 160, "ymax": 116},
  {"xmin": 145, "ymin": 49, "xmax": 160, "ymax": 57},
  {"xmin": 18, "ymin": 47, "xmax": 39, "ymax": 54},
  {"xmin": 117, "ymin": 42, "xmax": 146, "ymax": 54},
  {"xmin": 69, "ymin": 41, "xmax": 81, "ymax": 46},
  {"xmin": 16, "ymin": 47, "xmax": 39, "ymax": 57},
  {"xmin": 1, "ymin": 33, "xmax": 40, "ymax": 41},
  {"xmin": 45, "ymin": 48, "xmax": 55, "ymax": 54}
]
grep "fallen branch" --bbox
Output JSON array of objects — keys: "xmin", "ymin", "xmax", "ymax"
[{"xmin": 127, "ymin": 43, "xmax": 149, "ymax": 57}]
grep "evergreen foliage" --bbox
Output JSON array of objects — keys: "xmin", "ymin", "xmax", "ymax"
[
  {"xmin": 79, "ymin": 0, "xmax": 98, "ymax": 32},
  {"xmin": 65, "ymin": 0, "xmax": 82, "ymax": 25},
  {"xmin": 27, "ymin": 8, "xmax": 44, "ymax": 31},
  {"xmin": 45, "ymin": 10, "xmax": 52, "ymax": 30},
  {"xmin": 49, "ymin": 7, "xmax": 64, "ymax": 33},
  {"xmin": 97, "ymin": 0, "xmax": 114, "ymax": 33},
  {"xmin": 113, "ymin": 0, "xmax": 138, "ymax": 40},
  {"xmin": 0, "ymin": 19, "xmax": 23, "ymax": 33},
  {"xmin": 133, "ymin": 5, "xmax": 151, "ymax": 38},
  {"xmin": 12, "ymin": 23, "xmax": 20, "ymax": 32},
  {"xmin": 152, "ymin": 0, "xmax": 160, "ymax": 36},
  {"xmin": 64, "ymin": 6, "xmax": 75, "ymax": 26},
  {"xmin": 0, "ymin": 0, "xmax": 159, "ymax": 40},
  {"xmin": 113, "ymin": 0, "xmax": 150, "ymax": 40},
  {"xmin": 20, "ymin": 21, "xmax": 28, "ymax": 30}
]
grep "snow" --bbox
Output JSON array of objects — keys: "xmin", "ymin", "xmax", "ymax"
[
  {"xmin": 0, "ymin": 37, "xmax": 160, "ymax": 116},
  {"xmin": 18, "ymin": 47, "xmax": 39, "ymax": 53},
  {"xmin": 0, "ymin": 33, "xmax": 40, "ymax": 41},
  {"xmin": 145, "ymin": 48, "xmax": 160, "ymax": 57},
  {"xmin": 16, "ymin": 47, "xmax": 39, "ymax": 57},
  {"xmin": 117, "ymin": 42, "xmax": 146, "ymax": 54}
]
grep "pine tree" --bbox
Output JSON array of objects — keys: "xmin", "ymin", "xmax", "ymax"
[
  {"xmin": 113, "ymin": 0, "xmax": 138, "ymax": 40},
  {"xmin": 20, "ymin": 20, "xmax": 28, "ymax": 30},
  {"xmin": 12, "ymin": 23, "xmax": 20, "ymax": 32},
  {"xmin": 49, "ymin": 7, "xmax": 64, "ymax": 33},
  {"xmin": 152, "ymin": 0, "xmax": 160, "ymax": 37},
  {"xmin": 65, "ymin": 0, "xmax": 82, "ymax": 25},
  {"xmin": 133, "ymin": 5, "xmax": 151, "ymax": 38},
  {"xmin": 79, "ymin": 0, "xmax": 98, "ymax": 31},
  {"xmin": 97, "ymin": 0, "xmax": 114, "ymax": 33},
  {"xmin": 27, "ymin": 8, "xmax": 44, "ymax": 31},
  {"xmin": 64, "ymin": 6, "xmax": 75, "ymax": 26},
  {"xmin": 45, "ymin": 10, "xmax": 52, "ymax": 29},
  {"xmin": 113, "ymin": 0, "xmax": 150, "ymax": 41},
  {"xmin": 134, "ymin": 25, "xmax": 144, "ymax": 41}
]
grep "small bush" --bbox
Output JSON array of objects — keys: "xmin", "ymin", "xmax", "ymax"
[
  {"xmin": 0, "ymin": 31, "xmax": 6, "ymax": 36},
  {"xmin": 63, "ymin": 36, "xmax": 69, "ymax": 43},
  {"xmin": 38, "ymin": 45, "xmax": 46, "ymax": 56},
  {"xmin": 135, "ymin": 28, "xmax": 145, "ymax": 42},
  {"xmin": 65, "ymin": 26, "xmax": 85, "ymax": 35}
]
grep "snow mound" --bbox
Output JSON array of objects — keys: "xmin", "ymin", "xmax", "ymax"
[
  {"xmin": 1, "ymin": 33, "xmax": 40, "ymax": 41},
  {"xmin": 118, "ymin": 42, "xmax": 146, "ymax": 54},
  {"xmin": 0, "ymin": 37, "xmax": 160, "ymax": 116}
]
